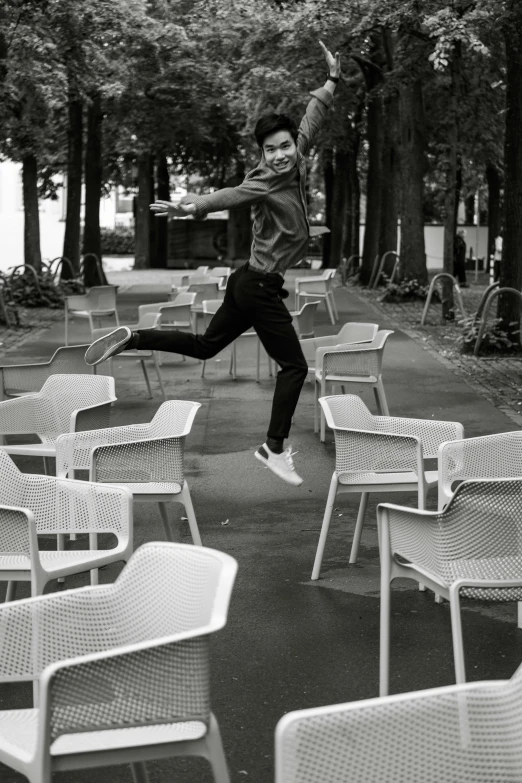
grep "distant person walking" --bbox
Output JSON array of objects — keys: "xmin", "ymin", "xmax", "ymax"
[
  {"xmin": 85, "ymin": 40, "xmax": 341, "ymax": 487},
  {"xmin": 453, "ymin": 228, "xmax": 468, "ymax": 287}
]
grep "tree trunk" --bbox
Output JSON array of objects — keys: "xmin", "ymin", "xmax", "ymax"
[
  {"xmin": 397, "ymin": 78, "xmax": 427, "ymax": 283},
  {"xmin": 62, "ymin": 97, "xmax": 83, "ymax": 279},
  {"xmin": 486, "ymin": 163, "xmax": 501, "ymax": 273},
  {"xmin": 329, "ymin": 149, "xmax": 349, "ymax": 268},
  {"xmin": 226, "ymin": 160, "xmax": 252, "ymax": 263},
  {"xmin": 499, "ymin": 11, "xmax": 522, "ymax": 340},
  {"xmin": 155, "ymin": 154, "xmax": 170, "ymax": 268},
  {"xmin": 22, "ymin": 154, "xmax": 42, "ymax": 273},
  {"xmin": 322, "ymin": 147, "xmax": 334, "ymax": 268},
  {"xmin": 464, "ymin": 193, "xmax": 475, "ymax": 224},
  {"xmin": 148, "ymin": 155, "xmax": 157, "ymax": 268},
  {"xmin": 378, "ymin": 92, "xmax": 399, "ymax": 269},
  {"xmin": 441, "ymin": 48, "xmax": 461, "ymax": 320},
  {"xmin": 345, "ymin": 112, "xmax": 362, "ymax": 261},
  {"xmin": 361, "ymin": 89, "xmax": 384, "ymax": 284},
  {"xmin": 134, "ymin": 152, "xmax": 152, "ymax": 269},
  {"xmin": 82, "ymin": 93, "xmax": 103, "ymax": 270}
]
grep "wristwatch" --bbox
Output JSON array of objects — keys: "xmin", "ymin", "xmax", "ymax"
[{"xmin": 327, "ymin": 75, "xmax": 340, "ymax": 83}]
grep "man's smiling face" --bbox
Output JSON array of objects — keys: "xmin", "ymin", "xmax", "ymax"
[{"xmin": 262, "ymin": 130, "xmax": 298, "ymax": 174}]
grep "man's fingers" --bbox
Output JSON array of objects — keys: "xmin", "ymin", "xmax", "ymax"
[{"xmin": 153, "ymin": 212, "xmax": 168, "ymax": 217}]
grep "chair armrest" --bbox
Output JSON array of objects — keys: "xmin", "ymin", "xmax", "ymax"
[
  {"xmin": 374, "ymin": 417, "xmax": 463, "ymax": 459},
  {"xmin": 0, "ymin": 395, "xmax": 41, "ymax": 434},
  {"xmin": 332, "ymin": 428, "xmax": 422, "ymax": 476},
  {"xmin": 71, "ymin": 400, "xmax": 115, "ymax": 433},
  {"xmin": 56, "ymin": 423, "xmax": 151, "ymax": 475},
  {"xmin": 91, "ymin": 436, "xmax": 186, "ymax": 484},
  {"xmin": 64, "ymin": 295, "xmax": 89, "ymax": 310}
]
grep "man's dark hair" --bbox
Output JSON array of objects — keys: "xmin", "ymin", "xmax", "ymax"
[{"xmin": 254, "ymin": 113, "xmax": 298, "ymax": 148}]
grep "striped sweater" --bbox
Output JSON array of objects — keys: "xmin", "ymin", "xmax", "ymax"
[{"xmin": 182, "ymin": 86, "xmax": 333, "ymax": 275}]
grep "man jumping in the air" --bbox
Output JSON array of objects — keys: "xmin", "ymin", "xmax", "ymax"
[{"xmin": 85, "ymin": 40, "xmax": 341, "ymax": 486}]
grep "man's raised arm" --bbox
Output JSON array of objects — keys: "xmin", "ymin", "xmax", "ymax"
[{"xmin": 297, "ymin": 40, "xmax": 341, "ymax": 157}]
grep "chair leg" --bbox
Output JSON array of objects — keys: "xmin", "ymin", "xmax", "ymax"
[
  {"xmin": 201, "ymin": 358, "xmax": 207, "ymax": 377},
  {"xmin": 140, "ymin": 360, "xmax": 153, "ymax": 399},
  {"xmin": 43, "ymin": 457, "xmax": 52, "ymax": 475},
  {"xmin": 131, "ymin": 762, "xmax": 149, "ymax": 783},
  {"xmin": 256, "ymin": 338, "xmax": 261, "ymax": 383},
  {"xmin": 311, "ymin": 473, "xmax": 338, "ymax": 580},
  {"xmin": 374, "ymin": 378, "xmax": 390, "ymax": 416},
  {"xmin": 449, "ymin": 587, "xmax": 467, "ymax": 684},
  {"xmin": 231, "ymin": 344, "xmax": 237, "ymax": 379},
  {"xmin": 349, "ymin": 492, "xmax": 369, "ymax": 564},
  {"xmin": 152, "ymin": 352, "xmax": 167, "ymax": 400},
  {"xmin": 204, "ymin": 713, "xmax": 231, "ymax": 783},
  {"xmin": 180, "ymin": 482, "xmax": 202, "ymax": 546},
  {"xmin": 331, "ymin": 290, "xmax": 339, "ymax": 320},
  {"xmin": 5, "ymin": 580, "xmax": 16, "ymax": 602},
  {"xmin": 89, "ymin": 533, "xmax": 98, "ymax": 585},
  {"xmin": 379, "ymin": 568, "xmax": 392, "ymax": 697},
  {"xmin": 158, "ymin": 502, "xmax": 175, "ymax": 542},
  {"xmin": 65, "ymin": 308, "xmax": 69, "ymax": 346},
  {"xmin": 57, "ymin": 533, "xmax": 65, "ymax": 584},
  {"xmin": 314, "ymin": 379, "xmax": 319, "ymax": 434},
  {"xmin": 518, "ymin": 602, "xmax": 522, "ymax": 630},
  {"xmin": 320, "ymin": 379, "xmax": 327, "ymax": 442},
  {"xmin": 325, "ymin": 295, "xmax": 336, "ymax": 325}
]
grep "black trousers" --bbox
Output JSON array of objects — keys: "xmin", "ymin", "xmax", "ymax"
[{"xmin": 135, "ymin": 264, "xmax": 308, "ymax": 441}]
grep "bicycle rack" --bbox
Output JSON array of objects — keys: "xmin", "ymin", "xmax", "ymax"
[
  {"xmin": 8, "ymin": 264, "xmax": 43, "ymax": 296},
  {"xmin": 371, "ymin": 251, "xmax": 400, "ymax": 289},
  {"xmin": 473, "ymin": 287, "xmax": 522, "ymax": 356},
  {"xmin": 339, "ymin": 254, "xmax": 361, "ymax": 285},
  {"xmin": 420, "ymin": 273, "xmax": 467, "ymax": 326}
]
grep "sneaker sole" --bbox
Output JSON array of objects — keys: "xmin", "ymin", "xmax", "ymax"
[
  {"xmin": 254, "ymin": 450, "xmax": 303, "ymax": 486},
  {"xmin": 85, "ymin": 327, "xmax": 132, "ymax": 366}
]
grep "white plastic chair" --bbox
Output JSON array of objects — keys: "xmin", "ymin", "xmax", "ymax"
[
  {"xmin": 0, "ymin": 541, "xmax": 237, "ymax": 783},
  {"xmin": 378, "ymin": 478, "xmax": 522, "ymax": 694},
  {"xmin": 139, "ymin": 291, "xmax": 197, "ymax": 320},
  {"xmin": 0, "ymin": 345, "xmax": 92, "ymax": 400},
  {"xmin": 314, "ymin": 329, "xmax": 394, "ymax": 441},
  {"xmin": 289, "ymin": 300, "xmax": 320, "ymax": 338},
  {"xmin": 275, "ymin": 662, "xmax": 522, "ymax": 783},
  {"xmin": 91, "ymin": 313, "xmax": 166, "ymax": 400},
  {"xmin": 294, "ymin": 270, "xmax": 337, "ymax": 324},
  {"xmin": 64, "ymin": 285, "xmax": 119, "ymax": 345},
  {"xmin": 0, "ymin": 374, "xmax": 116, "ymax": 472},
  {"xmin": 56, "ymin": 400, "xmax": 203, "ymax": 546},
  {"xmin": 311, "ymin": 395, "xmax": 463, "ymax": 580},
  {"xmin": 139, "ymin": 296, "xmax": 196, "ymax": 366},
  {"xmin": 200, "ymin": 300, "xmax": 273, "ymax": 381},
  {"xmin": 0, "ymin": 450, "xmax": 133, "ymax": 600},
  {"xmin": 300, "ymin": 322, "xmax": 379, "ymax": 376},
  {"xmin": 438, "ymin": 430, "xmax": 522, "ymax": 510}
]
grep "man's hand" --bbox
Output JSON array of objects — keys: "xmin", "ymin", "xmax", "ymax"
[
  {"xmin": 149, "ymin": 200, "xmax": 196, "ymax": 218},
  {"xmin": 319, "ymin": 39, "xmax": 341, "ymax": 78}
]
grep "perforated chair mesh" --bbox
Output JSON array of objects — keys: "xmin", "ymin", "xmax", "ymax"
[
  {"xmin": 440, "ymin": 431, "xmax": 522, "ymax": 500},
  {"xmin": 323, "ymin": 396, "xmax": 463, "ymax": 477},
  {"xmin": 0, "ymin": 374, "xmax": 115, "ymax": 441},
  {"xmin": 277, "ymin": 667, "xmax": 522, "ymax": 783},
  {"xmin": 56, "ymin": 400, "xmax": 197, "ymax": 479},
  {"xmin": 0, "ymin": 346, "xmax": 91, "ymax": 394},
  {"xmin": 300, "ymin": 323, "xmax": 378, "ymax": 365},
  {"xmin": 388, "ymin": 479, "xmax": 522, "ymax": 600},
  {"xmin": 66, "ymin": 287, "xmax": 117, "ymax": 314},
  {"xmin": 316, "ymin": 331, "xmax": 392, "ymax": 379},
  {"xmin": 0, "ymin": 506, "xmax": 31, "ymax": 556},
  {"xmin": 0, "ymin": 543, "xmax": 233, "ymax": 740}
]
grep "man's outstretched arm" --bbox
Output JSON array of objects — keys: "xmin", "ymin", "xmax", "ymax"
[
  {"xmin": 150, "ymin": 177, "xmax": 268, "ymax": 220},
  {"xmin": 297, "ymin": 40, "xmax": 342, "ymax": 156}
]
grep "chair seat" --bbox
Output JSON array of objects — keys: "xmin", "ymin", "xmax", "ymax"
[
  {"xmin": 107, "ymin": 482, "xmax": 182, "ymax": 496},
  {"xmin": 0, "ymin": 549, "xmax": 121, "ymax": 574},
  {"xmin": 315, "ymin": 369, "xmax": 378, "ymax": 383},
  {"xmin": 338, "ymin": 469, "xmax": 438, "ymax": 487},
  {"xmin": 0, "ymin": 709, "xmax": 207, "ymax": 764},
  {"xmin": 70, "ymin": 309, "xmax": 116, "ymax": 317}
]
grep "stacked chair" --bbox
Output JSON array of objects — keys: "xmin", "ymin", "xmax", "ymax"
[{"xmin": 0, "ymin": 345, "xmax": 91, "ymax": 399}]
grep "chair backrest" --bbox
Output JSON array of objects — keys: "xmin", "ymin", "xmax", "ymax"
[
  {"xmin": 159, "ymin": 302, "xmax": 193, "ymax": 327},
  {"xmin": 81, "ymin": 286, "xmax": 117, "ymax": 311},
  {"xmin": 212, "ymin": 267, "xmax": 232, "ymax": 278},
  {"xmin": 320, "ymin": 394, "xmax": 376, "ymax": 431},
  {"xmin": 275, "ymin": 666, "xmax": 522, "ymax": 783},
  {"xmin": 0, "ymin": 374, "xmax": 115, "ymax": 437},
  {"xmin": 1, "ymin": 345, "xmax": 92, "ymax": 396},
  {"xmin": 149, "ymin": 400, "xmax": 201, "ymax": 437},
  {"xmin": 134, "ymin": 311, "xmax": 161, "ymax": 330},
  {"xmin": 202, "ymin": 299, "xmax": 222, "ymax": 315},
  {"xmin": 170, "ymin": 291, "xmax": 197, "ymax": 307},
  {"xmin": 195, "ymin": 265, "xmax": 210, "ymax": 274},
  {"xmin": 188, "ymin": 282, "xmax": 220, "ymax": 306},
  {"xmin": 0, "ymin": 450, "xmax": 25, "ymax": 505},
  {"xmin": 336, "ymin": 322, "xmax": 378, "ymax": 344},
  {"xmin": 318, "ymin": 330, "xmax": 393, "ymax": 378},
  {"xmin": 292, "ymin": 301, "xmax": 320, "ymax": 338},
  {"xmin": 34, "ymin": 542, "xmax": 237, "ymax": 747},
  {"xmin": 188, "ymin": 276, "xmax": 221, "ymax": 286},
  {"xmin": 438, "ymin": 430, "xmax": 522, "ymax": 506}
]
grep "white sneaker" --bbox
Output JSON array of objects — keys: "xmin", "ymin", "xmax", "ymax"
[
  {"xmin": 255, "ymin": 443, "xmax": 303, "ymax": 486},
  {"xmin": 85, "ymin": 326, "xmax": 133, "ymax": 366}
]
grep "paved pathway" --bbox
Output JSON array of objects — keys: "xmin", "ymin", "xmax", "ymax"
[{"xmin": 2, "ymin": 272, "xmax": 522, "ymax": 783}]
